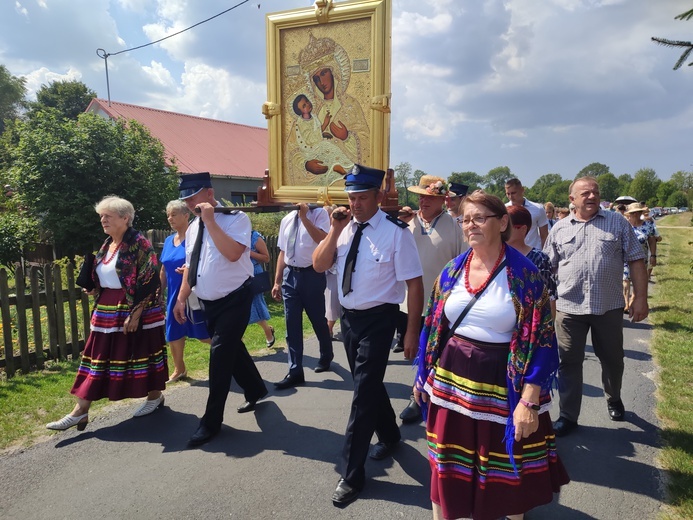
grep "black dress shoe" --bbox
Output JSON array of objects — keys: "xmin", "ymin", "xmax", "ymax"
[
  {"xmin": 369, "ymin": 440, "xmax": 399, "ymax": 460},
  {"xmin": 274, "ymin": 373, "xmax": 305, "ymax": 390},
  {"xmin": 237, "ymin": 389, "xmax": 268, "ymax": 413},
  {"xmin": 187, "ymin": 424, "xmax": 219, "ymax": 448},
  {"xmin": 399, "ymin": 398, "xmax": 422, "ymax": 424},
  {"xmin": 314, "ymin": 357, "xmax": 333, "ymax": 373},
  {"xmin": 553, "ymin": 417, "xmax": 579, "ymax": 437},
  {"xmin": 608, "ymin": 399, "xmax": 626, "ymax": 421},
  {"xmin": 332, "ymin": 478, "xmax": 360, "ymax": 506}
]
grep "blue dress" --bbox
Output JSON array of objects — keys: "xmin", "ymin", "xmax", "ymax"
[
  {"xmin": 249, "ymin": 230, "xmax": 271, "ymax": 324},
  {"xmin": 160, "ymin": 234, "xmax": 209, "ymax": 342}
]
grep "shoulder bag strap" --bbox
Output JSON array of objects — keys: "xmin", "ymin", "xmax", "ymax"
[{"xmin": 442, "ymin": 258, "xmax": 508, "ymax": 347}]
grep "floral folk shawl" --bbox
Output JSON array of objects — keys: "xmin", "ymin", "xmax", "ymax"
[
  {"xmin": 415, "ymin": 245, "xmax": 558, "ymax": 472},
  {"xmin": 91, "ymin": 227, "xmax": 161, "ymax": 314}
]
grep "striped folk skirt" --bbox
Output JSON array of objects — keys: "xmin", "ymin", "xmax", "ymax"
[
  {"xmin": 71, "ymin": 288, "xmax": 168, "ymax": 401},
  {"xmin": 425, "ymin": 334, "xmax": 569, "ymax": 520}
]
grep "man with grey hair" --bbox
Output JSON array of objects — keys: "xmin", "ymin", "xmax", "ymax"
[{"xmin": 544, "ymin": 176, "xmax": 648, "ymax": 437}]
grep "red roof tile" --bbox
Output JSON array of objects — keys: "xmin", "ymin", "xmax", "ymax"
[{"xmin": 86, "ymin": 99, "xmax": 268, "ymax": 179}]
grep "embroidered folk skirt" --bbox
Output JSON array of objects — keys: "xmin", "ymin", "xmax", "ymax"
[
  {"xmin": 425, "ymin": 334, "xmax": 569, "ymax": 520},
  {"xmin": 71, "ymin": 288, "xmax": 168, "ymax": 401}
]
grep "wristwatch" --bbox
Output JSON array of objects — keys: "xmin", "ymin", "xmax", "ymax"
[{"xmin": 520, "ymin": 398, "xmax": 540, "ymax": 411}]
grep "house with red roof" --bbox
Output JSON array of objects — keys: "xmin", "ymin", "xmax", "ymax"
[{"xmin": 86, "ymin": 99, "xmax": 268, "ymax": 203}]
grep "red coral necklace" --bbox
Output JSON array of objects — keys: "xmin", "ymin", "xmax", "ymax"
[
  {"xmin": 102, "ymin": 243, "xmax": 120, "ymax": 265},
  {"xmin": 464, "ymin": 244, "xmax": 505, "ymax": 295}
]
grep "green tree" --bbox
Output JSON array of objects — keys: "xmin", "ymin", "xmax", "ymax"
[
  {"xmin": 29, "ymin": 80, "xmax": 97, "ymax": 121},
  {"xmin": 9, "ymin": 111, "xmax": 178, "ymax": 258},
  {"xmin": 656, "ymin": 181, "xmax": 677, "ymax": 207},
  {"xmin": 0, "ymin": 65, "xmax": 26, "ymax": 134},
  {"xmin": 484, "ymin": 166, "xmax": 514, "ymax": 199},
  {"xmin": 669, "ymin": 170, "xmax": 693, "ymax": 193},
  {"xmin": 617, "ymin": 173, "xmax": 633, "ymax": 197},
  {"xmin": 448, "ymin": 171, "xmax": 483, "ymax": 194},
  {"xmin": 666, "ymin": 190, "xmax": 689, "ymax": 208},
  {"xmin": 394, "ymin": 161, "xmax": 413, "ymax": 207},
  {"xmin": 596, "ymin": 173, "xmax": 620, "ymax": 202},
  {"xmin": 545, "ymin": 180, "xmax": 572, "ymax": 208},
  {"xmin": 577, "ymin": 162, "xmax": 610, "ymax": 179},
  {"xmin": 528, "ymin": 173, "xmax": 563, "ymax": 203},
  {"xmin": 630, "ymin": 168, "xmax": 661, "ymax": 206}
]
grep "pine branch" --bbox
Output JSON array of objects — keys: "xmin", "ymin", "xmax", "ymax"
[
  {"xmin": 651, "ymin": 37, "xmax": 693, "ymax": 70},
  {"xmin": 674, "ymin": 8, "xmax": 693, "ymax": 22}
]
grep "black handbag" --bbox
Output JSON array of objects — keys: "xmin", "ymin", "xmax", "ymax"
[
  {"xmin": 250, "ymin": 270, "xmax": 272, "ymax": 295},
  {"xmin": 76, "ymin": 252, "xmax": 96, "ymax": 291}
]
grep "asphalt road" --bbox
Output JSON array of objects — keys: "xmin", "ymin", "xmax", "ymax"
[{"xmin": 0, "ymin": 315, "xmax": 663, "ymax": 519}]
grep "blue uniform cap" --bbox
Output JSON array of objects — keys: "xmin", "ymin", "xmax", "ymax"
[
  {"xmin": 449, "ymin": 182, "xmax": 469, "ymax": 198},
  {"xmin": 344, "ymin": 164, "xmax": 386, "ymax": 193},
  {"xmin": 178, "ymin": 172, "xmax": 212, "ymax": 200}
]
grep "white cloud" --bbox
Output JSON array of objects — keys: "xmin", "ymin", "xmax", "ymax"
[{"xmin": 14, "ymin": 2, "xmax": 28, "ymax": 17}]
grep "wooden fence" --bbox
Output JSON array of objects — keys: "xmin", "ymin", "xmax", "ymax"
[
  {"xmin": 0, "ymin": 264, "xmax": 90, "ymax": 378},
  {"xmin": 0, "ymin": 232, "xmax": 281, "ymax": 379},
  {"xmin": 147, "ymin": 230, "xmax": 280, "ymax": 281}
]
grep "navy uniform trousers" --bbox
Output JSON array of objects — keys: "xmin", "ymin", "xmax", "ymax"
[
  {"xmin": 282, "ymin": 265, "xmax": 333, "ymax": 375},
  {"xmin": 339, "ymin": 303, "xmax": 401, "ymax": 489},
  {"xmin": 199, "ymin": 280, "xmax": 267, "ymax": 431}
]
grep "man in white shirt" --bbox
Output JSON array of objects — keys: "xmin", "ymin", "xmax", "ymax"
[
  {"xmin": 174, "ymin": 172, "xmax": 267, "ymax": 448},
  {"xmin": 504, "ymin": 178, "xmax": 549, "ymax": 249},
  {"xmin": 313, "ymin": 164, "xmax": 424, "ymax": 506},
  {"xmin": 271, "ymin": 203, "xmax": 333, "ymax": 389}
]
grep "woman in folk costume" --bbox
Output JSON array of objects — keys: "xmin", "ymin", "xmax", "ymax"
[
  {"xmin": 47, "ymin": 196, "xmax": 168, "ymax": 432},
  {"xmin": 414, "ymin": 190, "xmax": 569, "ymax": 520}
]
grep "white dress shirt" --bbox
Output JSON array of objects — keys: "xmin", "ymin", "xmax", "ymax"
[
  {"xmin": 277, "ymin": 208, "xmax": 330, "ymax": 268},
  {"xmin": 336, "ymin": 209, "xmax": 423, "ymax": 310},
  {"xmin": 185, "ymin": 209, "xmax": 253, "ymax": 301}
]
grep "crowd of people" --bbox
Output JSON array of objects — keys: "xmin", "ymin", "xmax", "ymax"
[{"xmin": 45, "ymin": 168, "xmax": 656, "ymax": 519}]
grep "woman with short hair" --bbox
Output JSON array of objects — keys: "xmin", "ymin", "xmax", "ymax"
[
  {"xmin": 47, "ymin": 196, "xmax": 168, "ymax": 432},
  {"xmin": 160, "ymin": 200, "xmax": 210, "ymax": 383}
]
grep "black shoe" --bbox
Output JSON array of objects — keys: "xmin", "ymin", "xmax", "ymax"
[
  {"xmin": 331, "ymin": 331, "xmax": 343, "ymax": 342},
  {"xmin": 391, "ymin": 344, "xmax": 404, "ymax": 353},
  {"xmin": 553, "ymin": 417, "xmax": 579, "ymax": 437},
  {"xmin": 608, "ymin": 399, "xmax": 625, "ymax": 421},
  {"xmin": 187, "ymin": 424, "xmax": 219, "ymax": 448},
  {"xmin": 314, "ymin": 356, "xmax": 333, "ymax": 373},
  {"xmin": 369, "ymin": 440, "xmax": 399, "ymax": 460},
  {"xmin": 274, "ymin": 373, "xmax": 305, "ymax": 390},
  {"xmin": 399, "ymin": 398, "xmax": 422, "ymax": 424},
  {"xmin": 332, "ymin": 478, "xmax": 360, "ymax": 506},
  {"xmin": 238, "ymin": 389, "xmax": 268, "ymax": 413}
]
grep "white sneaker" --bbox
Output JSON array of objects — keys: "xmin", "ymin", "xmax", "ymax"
[{"xmin": 132, "ymin": 395, "xmax": 165, "ymax": 417}]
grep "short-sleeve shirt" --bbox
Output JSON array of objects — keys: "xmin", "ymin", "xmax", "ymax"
[
  {"xmin": 402, "ymin": 211, "xmax": 467, "ymax": 314},
  {"xmin": 336, "ymin": 209, "xmax": 423, "ymax": 310},
  {"xmin": 277, "ymin": 208, "xmax": 330, "ymax": 268},
  {"xmin": 506, "ymin": 198, "xmax": 549, "ymax": 249},
  {"xmin": 543, "ymin": 208, "xmax": 645, "ymax": 315},
  {"xmin": 185, "ymin": 209, "xmax": 253, "ymax": 301}
]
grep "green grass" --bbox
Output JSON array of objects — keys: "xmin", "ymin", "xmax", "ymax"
[
  {"xmin": 649, "ymin": 213, "xmax": 693, "ymax": 519},
  {"xmin": 0, "ymin": 296, "xmax": 319, "ymax": 451}
]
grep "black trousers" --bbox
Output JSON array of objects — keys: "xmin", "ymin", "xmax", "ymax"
[
  {"xmin": 199, "ymin": 282, "xmax": 267, "ymax": 431},
  {"xmin": 339, "ymin": 303, "xmax": 401, "ymax": 489}
]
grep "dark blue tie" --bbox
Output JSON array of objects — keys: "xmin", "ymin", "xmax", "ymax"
[{"xmin": 341, "ymin": 222, "xmax": 368, "ymax": 296}]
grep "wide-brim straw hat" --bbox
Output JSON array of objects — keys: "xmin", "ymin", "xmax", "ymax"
[
  {"xmin": 625, "ymin": 202, "xmax": 647, "ymax": 214},
  {"xmin": 407, "ymin": 175, "xmax": 449, "ymax": 196}
]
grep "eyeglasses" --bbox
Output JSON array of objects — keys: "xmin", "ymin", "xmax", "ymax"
[{"xmin": 461, "ymin": 215, "xmax": 501, "ymax": 227}]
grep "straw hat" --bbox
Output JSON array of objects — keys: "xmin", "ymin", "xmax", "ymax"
[
  {"xmin": 407, "ymin": 175, "xmax": 450, "ymax": 196},
  {"xmin": 625, "ymin": 202, "xmax": 647, "ymax": 214}
]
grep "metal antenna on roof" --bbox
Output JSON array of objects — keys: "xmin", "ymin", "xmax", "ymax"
[{"xmin": 96, "ymin": 49, "xmax": 112, "ymax": 107}]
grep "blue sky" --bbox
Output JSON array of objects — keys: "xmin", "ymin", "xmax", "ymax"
[{"xmin": 1, "ymin": 0, "xmax": 692, "ymax": 186}]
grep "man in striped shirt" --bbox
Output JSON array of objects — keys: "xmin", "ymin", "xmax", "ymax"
[{"xmin": 544, "ymin": 176, "xmax": 648, "ymax": 437}]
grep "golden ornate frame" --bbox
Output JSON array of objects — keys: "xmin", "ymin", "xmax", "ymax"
[{"xmin": 262, "ymin": 0, "xmax": 392, "ymax": 206}]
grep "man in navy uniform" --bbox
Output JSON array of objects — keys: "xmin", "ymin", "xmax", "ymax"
[
  {"xmin": 174, "ymin": 172, "xmax": 267, "ymax": 448},
  {"xmin": 271, "ymin": 202, "xmax": 334, "ymax": 389},
  {"xmin": 313, "ymin": 165, "xmax": 424, "ymax": 506}
]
